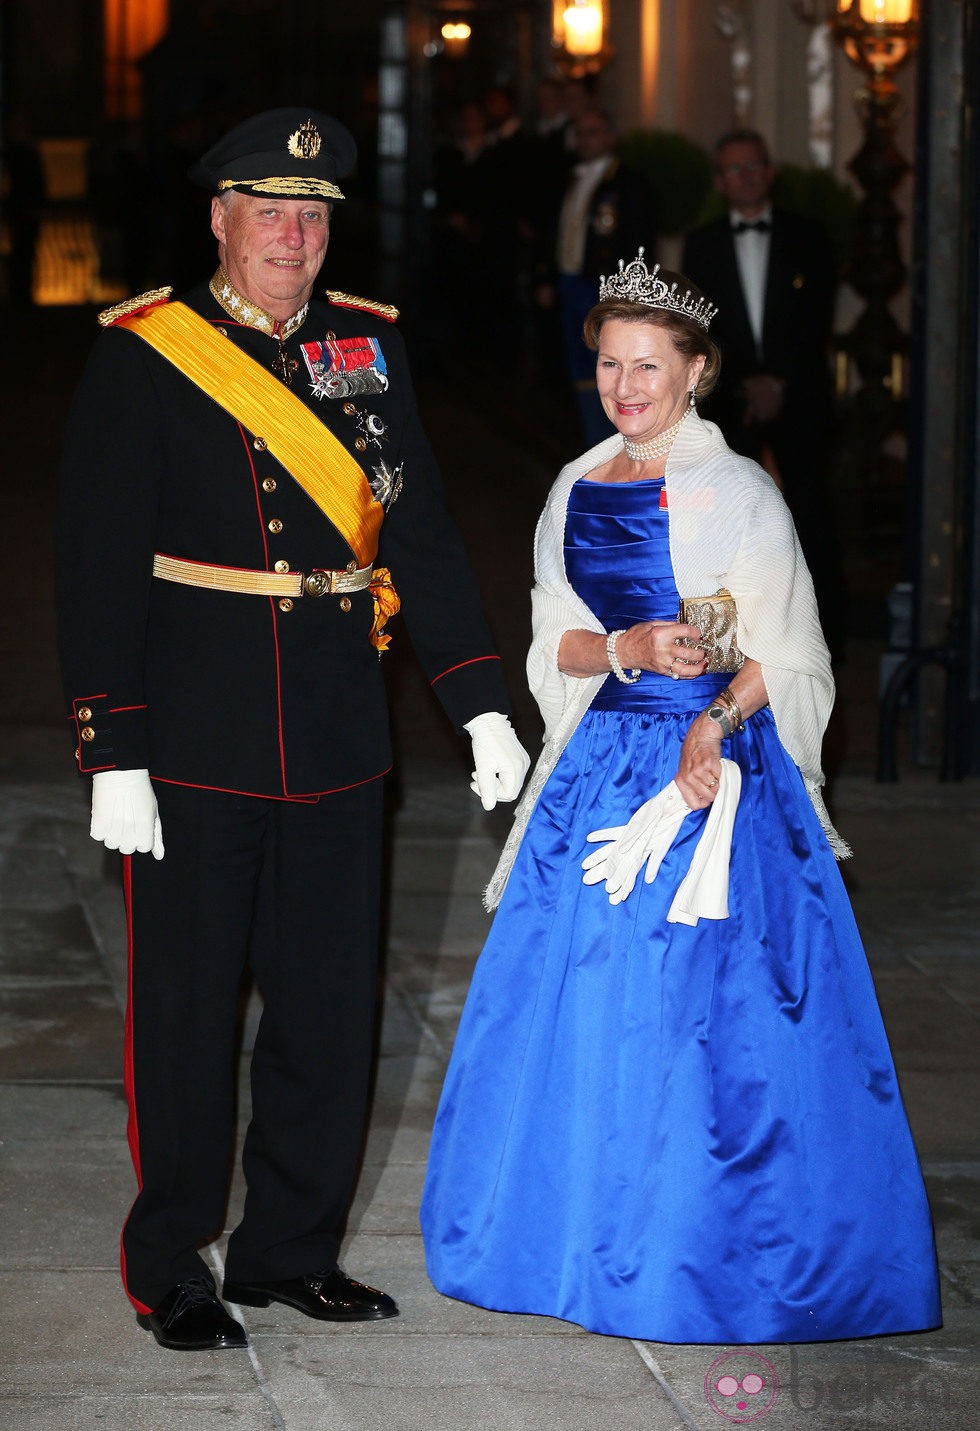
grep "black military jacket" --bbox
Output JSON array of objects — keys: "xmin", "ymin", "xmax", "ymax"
[
  {"xmin": 55, "ymin": 282, "xmax": 510, "ymax": 798},
  {"xmin": 535, "ymin": 158, "xmax": 657, "ymax": 286}
]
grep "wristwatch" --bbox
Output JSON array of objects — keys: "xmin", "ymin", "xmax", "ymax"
[{"xmin": 706, "ymin": 702, "xmax": 736, "ymax": 737}]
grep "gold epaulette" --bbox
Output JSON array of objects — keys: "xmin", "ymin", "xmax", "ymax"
[
  {"xmin": 98, "ymin": 287, "xmax": 174, "ymax": 328},
  {"xmin": 325, "ymin": 290, "xmax": 399, "ymax": 323}
]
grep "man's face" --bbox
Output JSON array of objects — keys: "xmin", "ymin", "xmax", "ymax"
[
  {"xmin": 574, "ymin": 113, "xmax": 614, "ymax": 163},
  {"xmin": 211, "ymin": 192, "xmax": 330, "ymax": 317},
  {"xmin": 714, "ymin": 141, "xmax": 774, "ymax": 216}
]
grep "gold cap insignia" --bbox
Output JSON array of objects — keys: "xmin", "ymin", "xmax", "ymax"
[{"xmin": 288, "ymin": 119, "xmax": 322, "ymax": 160}]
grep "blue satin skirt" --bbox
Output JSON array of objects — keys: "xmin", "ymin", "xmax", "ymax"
[{"xmin": 420, "ymin": 695, "xmax": 942, "ymax": 1343}]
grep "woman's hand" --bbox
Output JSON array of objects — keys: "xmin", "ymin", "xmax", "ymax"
[
  {"xmin": 675, "ymin": 662, "xmax": 769, "ymax": 807},
  {"xmin": 617, "ymin": 621, "xmax": 708, "ymax": 680},
  {"xmin": 675, "ymin": 711, "xmax": 724, "ymax": 808},
  {"xmin": 558, "ymin": 622, "xmax": 707, "ymax": 679}
]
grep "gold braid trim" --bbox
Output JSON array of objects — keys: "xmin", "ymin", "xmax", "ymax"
[
  {"xmin": 325, "ymin": 290, "xmax": 400, "ymax": 323},
  {"xmin": 209, "ymin": 267, "xmax": 308, "ymax": 338},
  {"xmin": 98, "ymin": 287, "xmax": 173, "ymax": 327},
  {"xmin": 218, "ymin": 176, "xmax": 345, "ymax": 199}
]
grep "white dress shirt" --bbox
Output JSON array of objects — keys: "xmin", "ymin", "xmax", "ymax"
[
  {"xmin": 557, "ymin": 157, "xmax": 609, "ymax": 275},
  {"xmin": 731, "ymin": 205, "xmax": 772, "ymax": 357}
]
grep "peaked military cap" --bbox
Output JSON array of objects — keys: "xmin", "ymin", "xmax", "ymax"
[{"xmin": 189, "ymin": 107, "xmax": 357, "ymax": 201}]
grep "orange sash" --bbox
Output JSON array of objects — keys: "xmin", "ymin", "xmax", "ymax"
[{"xmin": 121, "ymin": 301, "xmax": 382, "ymax": 567}]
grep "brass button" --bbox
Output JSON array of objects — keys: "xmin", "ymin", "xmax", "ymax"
[
  {"xmin": 216, "ymin": 326, "xmax": 228, "ymax": 337},
  {"xmin": 278, "ymin": 597, "xmax": 294, "ymax": 613},
  {"xmin": 77, "ymin": 706, "xmax": 92, "ymax": 722},
  {"xmin": 80, "ymin": 725, "xmax": 95, "ymax": 742},
  {"xmin": 326, "ymin": 330, "xmax": 336, "ymax": 341},
  {"xmin": 262, "ymin": 477, "xmax": 277, "ymax": 493},
  {"xmin": 268, "ymin": 518, "xmax": 283, "ymax": 534},
  {"xmin": 345, "ymin": 560, "xmax": 357, "ymax": 574},
  {"xmin": 342, "ymin": 402, "xmax": 357, "ymax": 416},
  {"xmin": 274, "ymin": 559, "xmax": 290, "ymax": 574},
  {"xmin": 354, "ymin": 437, "xmax": 367, "ymax": 451},
  {"xmin": 253, "ymin": 436, "xmax": 268, "ymax": 451},
  {"xmin": 339, "ymin": 596, "xmax": 352, "ymax": 613}
]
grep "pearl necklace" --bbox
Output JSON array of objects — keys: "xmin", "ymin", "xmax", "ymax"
[{"xmin": 622, "ymin": 407, "xmax": 690, "ymax": 463}]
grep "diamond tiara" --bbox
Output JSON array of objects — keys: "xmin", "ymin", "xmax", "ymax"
[{"xmin": 598, "ymin": 248, "xmax": 718, "ymax": 331}]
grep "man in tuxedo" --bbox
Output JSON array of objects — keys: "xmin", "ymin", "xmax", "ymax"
[{"xmin": 682, "ymin": 129, "xmax": 845, "ymax": 661}]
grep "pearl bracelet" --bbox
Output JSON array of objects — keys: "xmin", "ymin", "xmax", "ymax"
[{"xmin": 606, "ymin": 629, "xmax": 641, "ymax": 685}]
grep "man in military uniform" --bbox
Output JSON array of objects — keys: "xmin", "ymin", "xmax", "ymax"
[
  {"xmin": 55, "ymin": 108, "xmax": 529, "ymax": 1351},
  {"xmin": 533, "ymin": 108, "xmax": 656, "ymax": 447}
]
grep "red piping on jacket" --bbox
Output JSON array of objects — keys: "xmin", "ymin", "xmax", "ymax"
[
  {"xmin": 151, "ymin": 767, "xmax": 392, "ymax": 801},
  {"xmin": 430, "ymin": 653, "xmax": 501, "ymax": 686},
  {"xmin": 120, "ymin": 855, "xmax": 152, "ymax": 1315}
]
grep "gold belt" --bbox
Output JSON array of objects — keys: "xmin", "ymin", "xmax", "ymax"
[{"xmin": 152, "ymin": 553, "xmax": 374, "ymax": 598}]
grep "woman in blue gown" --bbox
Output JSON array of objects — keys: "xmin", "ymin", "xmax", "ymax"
[{"xmin": 420, "ymin": 256, "xmax": 941, "ymax": 1344}]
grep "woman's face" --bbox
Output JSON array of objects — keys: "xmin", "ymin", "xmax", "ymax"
[{"xmin": 595, "ymin": 318, "xmax": 705, "ymax": 442}]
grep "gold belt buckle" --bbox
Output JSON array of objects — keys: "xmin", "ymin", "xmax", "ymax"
[{"xmin": 302, "ymin": 569, "xmax": 334, "ymax": 598}]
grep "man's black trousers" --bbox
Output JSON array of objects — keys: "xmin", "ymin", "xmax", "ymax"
[{"xmin": 120, "ymin": 778, "xmax": 384, "ymax": 1312}]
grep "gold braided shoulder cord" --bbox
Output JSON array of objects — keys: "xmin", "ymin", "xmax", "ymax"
[
  {"xmin": 98, "ymin": 287, "xmax": 173, "ymax": 328},
  {"xmin": 325, "ymin": 290, "xmax": 400, "ymax": 323}
]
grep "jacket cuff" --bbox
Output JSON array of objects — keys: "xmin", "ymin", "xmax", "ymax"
[
  {"xmin": 69, "ymin": 695, "xmax": 149, "ymax": 774},
  {"xmin": 430, "ymin": 655, "xmax": 511, "ymax": 732}
]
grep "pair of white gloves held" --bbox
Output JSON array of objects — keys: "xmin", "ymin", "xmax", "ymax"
[
  {"xmin": 581, "ymin": 759, "xmax": 742, "ymax": 923},
  {"xmin": 89, "ymin": 711, "xmax": 530, "ymax": 859}
]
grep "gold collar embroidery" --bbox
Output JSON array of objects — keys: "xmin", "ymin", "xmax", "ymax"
[{"xmin": 209, "ymin": 267, "xmax": 309, "ymax": 340}]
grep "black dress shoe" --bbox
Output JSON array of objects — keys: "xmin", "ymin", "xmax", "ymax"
[
  {"xmin": 223, "ymin": 1267, "xmax": 398, "ymax": 1322},
  {"xmin": 136, "ymin": 1277, "xmax": 248, "ymax": 1350}
]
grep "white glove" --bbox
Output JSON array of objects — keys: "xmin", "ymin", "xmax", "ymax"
[
  {"xmin": 90, "ymin": 769, "xmax": 164, "ymax": 860},
  {"xmin": 582, "ymin": 781, "xmax": 691, "ymax": 905},
  {"xmin": 463, "ymin": 711, "xmax": 531, "ymax": 811},
  {"xmin": 668, "ymin": 759, "xmax": 741, "ymax": 926}
]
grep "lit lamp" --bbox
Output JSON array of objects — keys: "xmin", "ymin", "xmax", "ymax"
[
  {"xmin": 833, "ymin": 0, "xmax": 919, "ymax": 95},
  {"xmin": 829, "ymin": 0, "xmax": 919, "ymax": 437},
  {"xmin": 440, "ymin": 21, "xmax": 472, "ymax": 60},
  {"xmin": 103, "ymin": 0, "xmax": 169, "ymax": 121},
  {"xmin": 553, "ymin": 0, "xmax": 611, "ymax": 76},
  {"xmin": 564, "ymin": 1, "xmax": 602, "ymax": 56}
]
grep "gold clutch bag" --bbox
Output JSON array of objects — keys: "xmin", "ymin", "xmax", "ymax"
[{"xmin": 677, "ymin": 588, "xmax": 745, "ymax": 674}]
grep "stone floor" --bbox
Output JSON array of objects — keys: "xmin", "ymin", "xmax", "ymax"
[
  {"xmin": 1, "ymin": 735, "xmax": 978, "ymax": 1430},
  {"xmin": 0, "ymin": 304, "xmax": 977, "ymax": 1428}
]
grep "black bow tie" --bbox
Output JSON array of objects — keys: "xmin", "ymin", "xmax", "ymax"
[{"xmin": 733, "ymin": 219, "xmax": 771, "ymax": 235}]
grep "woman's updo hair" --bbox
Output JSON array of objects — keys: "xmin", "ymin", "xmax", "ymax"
[{"xmin": 582, "ymin": 270, "xmax": 721, "ymax": 401}]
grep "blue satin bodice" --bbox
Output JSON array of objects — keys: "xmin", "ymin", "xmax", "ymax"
[{"xmin": 565, "ymin": 476, "xmax": 726, "ymax": 712}]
